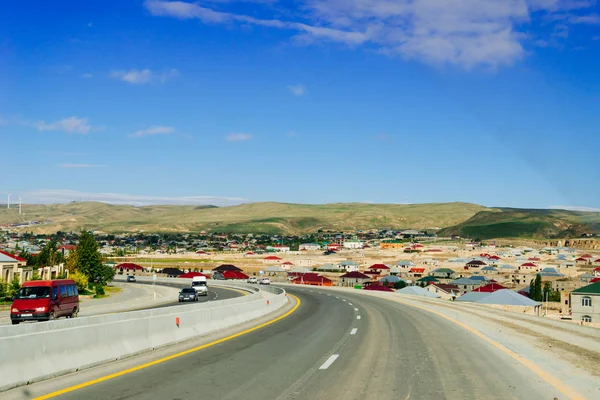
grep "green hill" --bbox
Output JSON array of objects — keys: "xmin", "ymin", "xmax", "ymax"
[
  {"xmin": 0, "ymin": 201, "xmax": 490, "ymax": 235},
  {"xmin": 2, "ymin": 201, "xmax": 598, "ymax": 237},
  {"xmin": 437, "ymin": 208, "xmax": 600, "ymax": 240}
]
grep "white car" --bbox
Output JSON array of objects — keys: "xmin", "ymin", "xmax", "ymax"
[
  {"xmin": 247, "ymin": 277, "xmax": 258, "ymax": 284},
  {"xmin": 259, "ymin": 278, "xmax": 271, "ymax": 285}
]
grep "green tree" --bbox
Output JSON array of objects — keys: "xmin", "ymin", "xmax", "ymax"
[
  {"xmin": 394, "ymin": 280, "xmax": 407, "ymax": 290},
  {"xmin": 530, "ymin": 274, "xmax": 543, "ymax": 301},
  {"xmin": 99, "ymin": 265, "xmax": 116, "ymax": 285},
  {"xmin": 30, "ymin": 271, "xmax": 42, "ymax": 281},
  {"xmin": 65, "ymin": 249, "xmax": 78, "ymax": 273},
  {"xmin": 543, "ymin": 281, "xmax": 552, "ymax": 301},
  {"xmin": 9, "ymin": 276, "xmax": 21, "ymax": 297},
  {"xmin": 37, "ymin": 239, "xmax": 65, "ymax": 267},
  {"xmin": 0, "ymin": 278, "xmax": 7, "ymax": 299},
  {"xmin": 76, "ymin": 231, "xmax": 103, "ymax": 283}
]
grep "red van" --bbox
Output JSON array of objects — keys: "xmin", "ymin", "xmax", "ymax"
[{"xmin": 10, "ymin": 279, "xmax": 79, "ymax": 325}]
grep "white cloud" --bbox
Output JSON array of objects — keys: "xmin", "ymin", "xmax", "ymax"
[
  {"xmin": 23, "ymin": 189, "xmax": 248, "ymax": 207},
  {"xmin": 130, "ymin": 125, "xmax": 176, "ymax": 138},
  {"xmin": 287, "ymin": 84, "xmax": 307, "ymax": 96},
  {"xmin": 59, "ymin": 164, "xmax": 106, "ymax": 169},
  {"xmin": 35, "ymin": 116, "xmax": 92, "ymax": 134},
  {"xmin": 82, "ymin": 73, "xmax": 93, "ymax": 78},
  {"xmin": 225, "ymin": 133, "xmax": 253, "ymax": 142},
  {"xmin": 110, "ymin": 68, "xmax": 178, "ymax": 84},
  {"xmin": 144, "ymin": 0, "xmax": 597, "ymax": 68}
]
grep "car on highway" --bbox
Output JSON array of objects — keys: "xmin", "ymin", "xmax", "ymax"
[
  {"xmin": 126, "ymin": 275, "xmax": 136, "ymax": 282},
  {"xmin": 259, "ymin": 277, "xmax": 271, "ymax": 285},
  {"xmin": 191, "ymin": 276, "xmax": 208, "ymax": 296},
  {"xmin": 247, "ymin": 277, "xmax": 258, "ymax": 284},
  {"xmin": 179, "ymin": 288, "xmax": 199, "ymax": 302},
  {"xmin": 10, "ymin": 279, "xmax": 79, "ymax": 325}
]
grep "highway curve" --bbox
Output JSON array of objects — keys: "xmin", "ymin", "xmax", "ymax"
[
  {"xmin": 131, "ymin": 280, "xmax": 247, "ymax": 309},
  {"xmin": 4, "ymin": 286, "xmax": 562, "ymax": 400}
]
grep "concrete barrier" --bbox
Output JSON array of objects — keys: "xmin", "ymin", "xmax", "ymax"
[{"xmin": 0, "ymin": 281, "xmax": 288, "ymax": 391}]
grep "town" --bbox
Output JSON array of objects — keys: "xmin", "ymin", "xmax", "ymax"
[{"xmin": 1, "ymin": 228, "xmax": 598, "ymax": 327}]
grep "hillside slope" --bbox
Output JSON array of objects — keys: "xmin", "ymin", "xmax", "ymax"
[
  {"xmin": 437, "ymin": 208, "xmax": 600, "ymax": 239},
  {"xmin": 0, "ymin": 201, "xmax": 491, "ymax": 234}
]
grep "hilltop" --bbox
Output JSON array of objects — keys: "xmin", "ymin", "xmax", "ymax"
[
  {"xmin": 0, "ymin": 201, "xmax": 490, "ymax": 235},
  {"xmin": 437, "ymin": 208, "xmax": 600, "ymax": 240},
  {"xmin": 0, "ymin": 201, "xmax": 598, "ymax": 238}
]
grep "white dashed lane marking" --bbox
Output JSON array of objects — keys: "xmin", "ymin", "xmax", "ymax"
[
  {"xmin": 357, "ymin": 316, "xmax": 361, "ymax": 320},
  {"xmin": 319, "ymin": 354, "xmax": 339, "ymax": 370},
  {"xmin": 350, "ymin": 328, "xmax": 358, "ymax": 335}
]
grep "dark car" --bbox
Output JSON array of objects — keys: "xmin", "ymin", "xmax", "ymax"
[{"xmin": 179, "ymin": 288, "xmax": 198, "ymax": 302}]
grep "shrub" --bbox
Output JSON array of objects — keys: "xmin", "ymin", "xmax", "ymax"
[
  {"xmin": 95, "ymin": 284, "xmax": 105, "ymax": 296},
  {"xmin": 71, "ymin": 272, "xmax": 89, "ymax": 292}
]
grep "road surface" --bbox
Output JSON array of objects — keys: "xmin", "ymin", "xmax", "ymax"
[
  {"xmin": 0, "ymin": 281, "xmax": 245, "ymax": 326},
  {"xmin": 3, "ymin": 285, "xmax": 565, "ymax": 400}
]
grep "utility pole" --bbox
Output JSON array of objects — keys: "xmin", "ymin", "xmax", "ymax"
[{"xmin": 6, "ymin": 193, "xmax": 11, "ymax": 209}]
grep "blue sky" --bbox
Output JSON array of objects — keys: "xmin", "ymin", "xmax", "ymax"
[{"xmin": 1, "ymin": 0, "xmax": 599, "ymax": 209}]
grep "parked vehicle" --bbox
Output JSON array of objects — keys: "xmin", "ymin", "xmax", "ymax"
[
  {"xmin": 191, "ymin": 276, "xmax": 208, "ymax": 296},
  {"xmin": 179, "ymin": 288, "xmax": 199, "ymax": 302},
  {"xmin": 10, "ymin": 279, "xmax": 79, "ymax": 325},
  {"xmin": 247, "ymin": 277, "xmax": 258, "ymax": 284},
  {"xmin": 260, "ymin": 278, "xmax": 271, "ymax": 285},
  {"xmin": 126, "ymin": 275, "xmax": 136, "ymax": 282}
]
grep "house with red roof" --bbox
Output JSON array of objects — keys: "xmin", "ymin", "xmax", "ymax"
[
  {"xmin": 291, "ymin": 273, "xmax": 333, "ymax": 286},
  {"xmin": 326, "ymin": 243, "xmax": 342, "ymax": 251},
  {"xmin": 581, "ymin": 254, "xmax": 593, "ymax": 259},
  {"xmin": 281, "ymin": 261, "xmax": 294, "ymax": 270},
  {"xmin": 196, "ymin": 250, "xmax": 209, "ymax": 255},
  {"xmin": 472, "ymin": 283, "xmax": 506, "ymax": 293},
  {"xmin": 594, "ymin": 267, "xmax": 600, "ymax": 277},
  {"xmin": 115, "ymin": 262, "xmax": 144, "ymax": 274},
  {"xmin": 368, "ymin": 264, "xmax": 390, "ymax": 274},
  {"xmin": 263, "ymin": 255, "xmax": 282, "ymax": 264},
  {"xmin": 339, "ymin": 271, "xmax": 371, "ymax": 287},
  {"xmin": 409, "ymin": 267, "xmax": 426, "ymax": 278},
  {"xmin": 519, "ymin": 262, "xmax": 538, "ymax": 271},
  {"xmin": 220, "ymin": 270, "xmax": 249, "ymax": 280},
  {"xmin": 593, "ymin": 259, "xmax": 600, "ymax": 266},
  {"xmin": 58, "ymin": 244, "xmax": 76, "ymax": 256}
]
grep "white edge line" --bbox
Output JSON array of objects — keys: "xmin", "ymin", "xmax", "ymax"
[
  {"xmin": 319, "ymin": 354, "xmax": 340, "ymax": 370},
  {"xmin": 350, "ymin": 328, "xmax": 358, "ymax": 335}
]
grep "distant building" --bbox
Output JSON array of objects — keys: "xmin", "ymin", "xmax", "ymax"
[
  {"xmin": 299, "ymin": 243, "xmax": 321, "ymax": 251},
  {"xmin": 343, "ymin": 240, "xmax": 364, "ymax": 249}
]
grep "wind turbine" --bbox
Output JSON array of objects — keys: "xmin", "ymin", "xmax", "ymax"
[
  {"xmin": 19, "ymin": 197, "xmax": 22, "ymax": 215},
  {"xmin": 6, "ymin": 193, "xmax": 11, "ymax": 209}
]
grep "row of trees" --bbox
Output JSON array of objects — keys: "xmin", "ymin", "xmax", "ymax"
[
  {"xmin": 529, "ymin": 274, "xmax": 561, "ymax": 302},
  {"xmin": 3, "ymin": 231, "xmax": 115, "ymax": 297}
]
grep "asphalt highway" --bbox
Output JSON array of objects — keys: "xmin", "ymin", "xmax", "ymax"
[
  {"xmin": 131, "ymin": 280, "xmax": 246, "ymax": 309},
  {"xmin": 5, "ymin": 286, "xmax": 562, "ymax": 400}
]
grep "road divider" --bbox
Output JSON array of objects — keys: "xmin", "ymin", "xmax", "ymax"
[{"xmin": 0, "ymin": 278, "xmax": 288, "ymax": 392}]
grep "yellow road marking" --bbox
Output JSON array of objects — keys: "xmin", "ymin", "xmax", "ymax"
[
  {"xmin": 387, "ymin": 296, "xmax": 587, "ymax": 400},
  {"xmin": 34, "ymin": 294, "xmax": 301, "ymax": 400}
]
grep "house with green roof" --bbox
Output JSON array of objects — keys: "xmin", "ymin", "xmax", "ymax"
[{"xmin": 570, "ymin": 281, "xmax": 600, "ymax": 323}]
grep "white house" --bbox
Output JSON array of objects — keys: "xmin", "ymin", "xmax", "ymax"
[
  {"xmin": 296, "ymin": 259, "xmax": 314, "ymax": 268},
  {"xmin": 299, "ymin": 243, "xmax": 321, "ymax": 251},
  {"xmin": 343, "ymin": 240, "xmax": 364, "ymax": 249},
  {"xmin": 338, "ymin": 261, "xmax": 359, "ymax": 272},
  {"xmin": 267, "ymin": 245, "xmax": 290, "ymax": 253}
]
